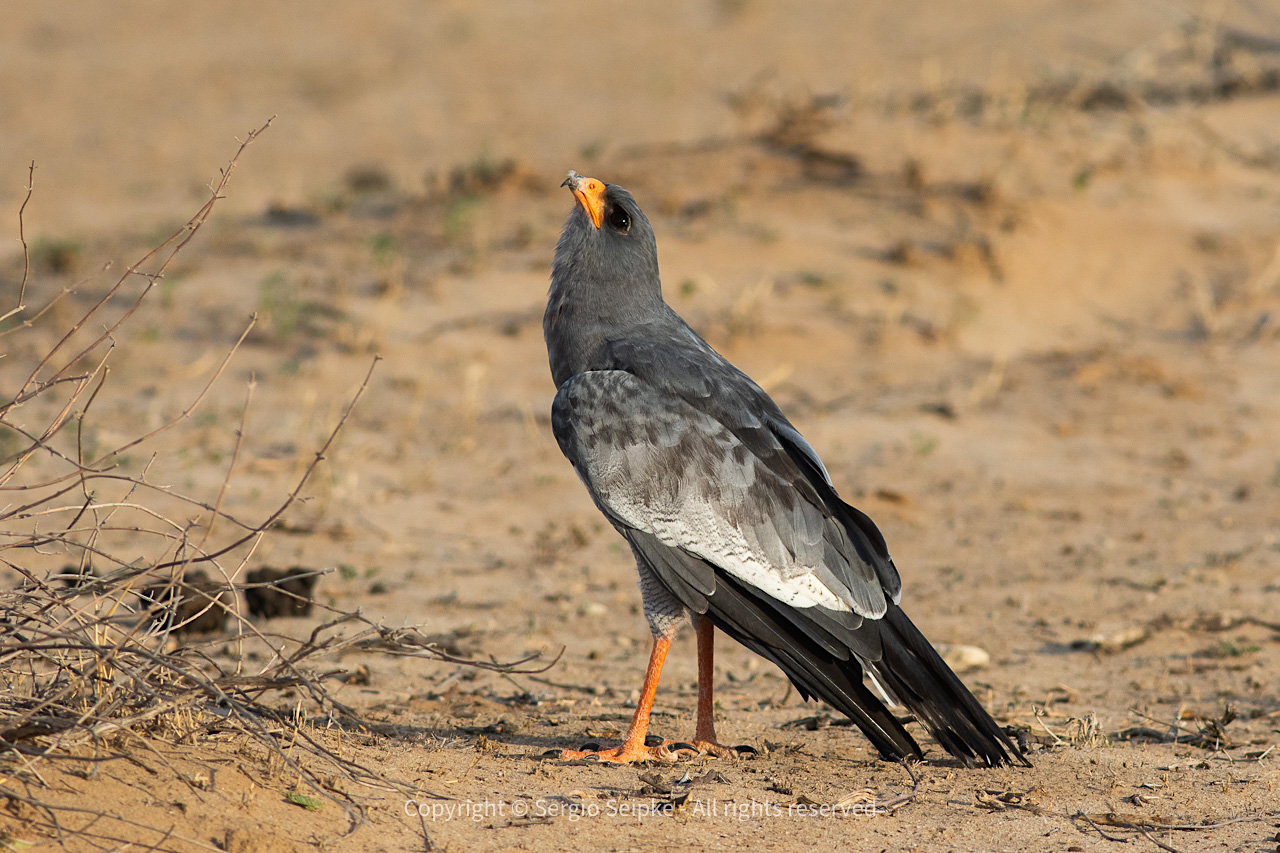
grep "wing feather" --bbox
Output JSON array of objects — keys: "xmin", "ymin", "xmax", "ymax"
[{"xmin": 552, "ymin": 369, "xmax": 888, "ymax": 619}]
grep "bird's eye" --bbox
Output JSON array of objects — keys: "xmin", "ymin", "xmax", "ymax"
[{"xmin": 607, "ymin": 206, "xmax": 631, "ymax": 233}]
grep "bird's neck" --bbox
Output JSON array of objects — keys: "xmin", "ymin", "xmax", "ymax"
[{"xmin": 544, "ymin": 276, "xmax": 675, "ymax": 387}]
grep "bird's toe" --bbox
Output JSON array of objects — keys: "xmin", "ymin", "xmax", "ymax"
[
  {"xmin": 677, "ymin": 738, "xmax": 740, "ymax": 760},
  {"xmin": 558, "ymin": 739, "xmax": 678, "ymax": 764}
]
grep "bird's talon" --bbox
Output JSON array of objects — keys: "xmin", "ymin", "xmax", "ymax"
[
  {"xmin": 557, "ymin": 739, "xmax": 679, "ymax": 764},
  {"xmin": 683, "ymin": 739, "xmax": 740, "ymax": 760}
]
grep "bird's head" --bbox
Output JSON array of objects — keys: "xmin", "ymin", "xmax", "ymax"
[{"xmin": 552, "ymin": 172, "xmax": 661, "ymax": 307}]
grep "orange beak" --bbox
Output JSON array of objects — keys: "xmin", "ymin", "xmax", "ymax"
[{"xmin": 562, "ymin": 171, "xmax": 605, "ymax": 230}]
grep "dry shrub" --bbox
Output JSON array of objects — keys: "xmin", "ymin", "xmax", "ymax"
[{"xmin": 0, "ymin": 122, "xmax": 549, "ymax": 849}]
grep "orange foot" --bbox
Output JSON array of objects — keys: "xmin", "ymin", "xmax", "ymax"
[
  {"xmin": 560, "ymin": 737, "xmax": 681, "ymax": 763},
  {"xmin": 559, "ymin": 737, "xmax": 743, "ymax": 763},
  {"xmin": 679, "ymin": 738, "xmax": 739, "ymax": 759}
]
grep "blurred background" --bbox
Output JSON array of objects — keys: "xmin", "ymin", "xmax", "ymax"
[{"xmin": 6, "ymin": 1, "xmax": 1277, "ymax": 230}]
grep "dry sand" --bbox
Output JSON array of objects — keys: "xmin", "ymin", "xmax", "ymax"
[{"xmin": 2, "ymin": 3, "xmax": 1280, "ymax": 851}]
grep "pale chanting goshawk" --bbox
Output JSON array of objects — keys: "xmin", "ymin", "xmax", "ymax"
[{"xmin": 543, "ymin": 172, "xmax": 1027, "ymax": 768}]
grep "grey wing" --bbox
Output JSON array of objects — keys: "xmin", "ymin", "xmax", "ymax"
[
  {"xmin": 607, "ymin": 334, "xmax": 903, "ymax": 605},
  {"xmin": 551, "ymin": 369, "xmax": 890, "ymax": 623},
  {"xmin": 770, "ymin": 415, "xmax": 903, "ymax": 606}
]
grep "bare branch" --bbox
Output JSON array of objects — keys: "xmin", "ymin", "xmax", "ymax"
[
  {"xmin": 0, "ymin": 160, "xmax": 35, "ymax": 325},
  {"xmin": 0, "ymin": 118, "xmax": 546, "ymax": 850}
]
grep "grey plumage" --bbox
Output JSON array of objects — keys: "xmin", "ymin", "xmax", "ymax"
[{"xmin": 545, "ymin": 175, "xmax": 1028, "ymax": 767}]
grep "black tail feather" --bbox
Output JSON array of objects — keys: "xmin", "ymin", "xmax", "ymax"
[
  {"xmin": 868, "ymin": 606, "xmax": 1030, "ymax": 767},
  {"xmin": 702, "ymin": 574, "xmax": 922, "ymax": 762},
  {"xmin": 710, "ymin": 574, "xmax": 1027, "ymax": 767},
  {"xmin": 767, "ymin": 642, "xmax": 922, "ymax": 762}
]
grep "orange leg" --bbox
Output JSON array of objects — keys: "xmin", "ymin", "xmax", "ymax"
[
  {"xmin": 689, "ymin": 615, "xmax": 734, "ymax": 757},
  {"xmin": 561, "ymin": 635, "xmax": 677, "ymax": 763}
]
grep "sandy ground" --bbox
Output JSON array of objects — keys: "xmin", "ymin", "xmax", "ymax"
[{"xmin": 3, "ymin": 2, "xmax": 1280, "ymax": 851}]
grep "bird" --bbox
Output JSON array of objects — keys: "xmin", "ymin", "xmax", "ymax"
[{"xmin": 544, "ymin": 171, "xmax": 1028, "ymax": 768}]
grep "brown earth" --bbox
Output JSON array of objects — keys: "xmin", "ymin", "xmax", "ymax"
[{"xmin": 3, "ymin": 2, "xmax": 1280, "ymax": 851}]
